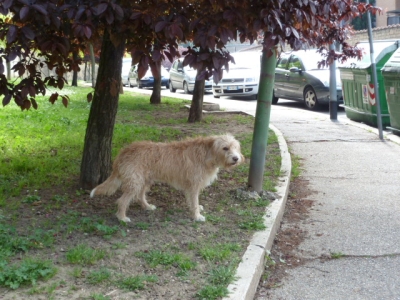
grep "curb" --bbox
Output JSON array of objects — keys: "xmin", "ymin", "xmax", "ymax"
[{"xmin": 223, "ymin": 124, "xmax": 292, "ymax": 300}]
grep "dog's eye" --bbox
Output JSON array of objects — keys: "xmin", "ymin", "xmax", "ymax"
[{"xmin": 223, "ymin": 147, "xmax": 229, "ymax": 151}]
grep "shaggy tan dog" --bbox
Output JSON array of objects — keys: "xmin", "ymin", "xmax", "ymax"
[{"xmin": 90, "ymin": 134, "xmax": 244, "ymax": 222}]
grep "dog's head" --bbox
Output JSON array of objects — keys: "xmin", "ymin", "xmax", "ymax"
[{"xmin": 211, "ymin": 134, "xmax": 245, "ymax": 169}]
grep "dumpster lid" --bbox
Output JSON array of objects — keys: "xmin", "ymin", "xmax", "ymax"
[
  {"xmin": 339, "ymin": 40, "xmax": 400, "ymax": 69},
  {"xmin": 382, "ymin": 47, "xmax": 400, "ymax": 73}
]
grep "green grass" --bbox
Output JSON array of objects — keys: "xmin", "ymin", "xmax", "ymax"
[
  {"xmin": 206, "ymin": 264, "xmax": 238, "ymax": 285},
  {"xmin": 196, "ymin": 284, "xmax": 230, "ymax": 299},
  {"xmin": 0, "ymin": 257, "xmax": 57, "ymax": 289},
  {"xmin": 237, "ymin": 213, "xmax": 266, "ymax": 230},
  {"xmin": 291, "ymin": 154, "xmax": 302, "ymax": 179},
  {"xmin": 117, "ymin": 274, "xmax": 158, "ymax": 291},
  {"xmin": 27, "ymin": 280, "xmax": 64, "ymax": 298},
  {"xmin": 0, "ymin": 86, "xmax": 187, "ymax": 203},
  {"xmin": 330, "ymin": 252, "xmax": 345, "ymax": 259},
  {"xmin": 87, "ymin": 267, "xmax": 112, "ymax": 284},
  {"xmin": 65, "ymin": 244, "xmax": 108, "ymax": 265},
  {"xmin": 198, "ymin": 243, "xmax": 241, "ymax": 262},
  {"xmin": 135, "ymin": 222, "xmax": 151, "ymax": 230},
  {"xmin": 90, "ymin": 294, "xmax": 111, "ymax": 300},
  {"xmin": 0, "ymin": 222, "xmax": 56, "ymax": 262},
  {"xmin": 135, "ymin": 249, "xmax": 196, "ymax": 275},
  {"xmin": 0, "ymin": 85, "xmax": 283, "ymax": 298},
  {"xmin": 195, "ymin": 264, "xmax": 238, "ymax": 299}
]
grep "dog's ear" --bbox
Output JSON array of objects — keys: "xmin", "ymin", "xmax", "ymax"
[{"xmin": 205, "ymin": 137, "xmax": 220, "ymax": 168}]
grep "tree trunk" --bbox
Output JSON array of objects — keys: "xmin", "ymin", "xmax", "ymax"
[
  {"xmin": 6, "ymin": 61, "xmax": 11, "ymax": 80},
  {"xmin": 84, "ymin": 61, "xmax": 87, "ymax": 82},
  {"xmin": 188, "ymin": 74, "xmax": 205, "ymax": 123},
  {"xmin": 89, "ymin": 43, "xmax": 96, "ymax": 88},
  {"xmin": 79, "ymin": 30, "xmax": 125, "ymax": 189},
  {"xmin": 150, "ymin": 61, "xmax": 162, "ymax": 104},
  {"xmin": 71, "ymin": 51, "xmax": 78, "ymax": 86}
]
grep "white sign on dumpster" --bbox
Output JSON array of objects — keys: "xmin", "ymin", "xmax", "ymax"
[{"xmin": 362, "ymin": 84, "xmax": 369, "ymax": 103}]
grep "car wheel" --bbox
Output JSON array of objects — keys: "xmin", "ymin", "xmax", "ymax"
[
  {"xmin": 169, "ymin": 81, "xmax": 176, "ymax": 93},
  {"xmin": 303, "ymin": 87, "xmax": 319, "ymax": 110},
  {"xmin": 272, "ymin": 92, "xmax": 279, "ymax": 104},
  {"xmin": 183, "ymin": 81, "xmax": 191, "ymax": 94},
  {"xmin": 214, "ymin": 95, "xmax": 220, "ymax": 99}
]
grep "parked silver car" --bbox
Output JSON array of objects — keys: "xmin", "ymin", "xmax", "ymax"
[
  {"xmin": 121, "ymin": 58, "xmax": 132, "ymax": 86},
  {"xmin": 212, "ymin": 52, "xmax": 261, "ymax": 100},
  {"xmin": 274, "ymin": 50, "xmax": 343, "ymax": 110},
  {"xmin": 169, "ymin": 59, "xmax": 212, "ymax": 94}
]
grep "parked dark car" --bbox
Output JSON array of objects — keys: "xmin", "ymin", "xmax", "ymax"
[
  {"xmin": 129, "ymin": 65, "xmax": 170, "ymax": 89},
  {"xmin": 169, "ymin": 59, "xmax": 213, "ymax": 94},
  {"xmin": 274, "ymin": 50, "xmax": 343, "ymax": 110}
]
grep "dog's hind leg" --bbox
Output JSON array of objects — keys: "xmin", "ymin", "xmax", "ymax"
[
  {"xmin": 115, "ymin": 191, "xmax": 135, "ymax": 222},
  {"xmin": 138, "ymin": 185, "xmax": 156, "ymax": 211},
  {"xmin": 185, "ymin": 189, "xmax": 205, "ymax": 222}
]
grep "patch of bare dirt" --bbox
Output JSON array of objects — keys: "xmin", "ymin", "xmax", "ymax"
[
  {"xmin": 0, "ymin": 106, "xmax": 281, "ymax": 300},
  {"xmin": 255, "ymin": 174, "xmax": 315, "ymax": 298}
]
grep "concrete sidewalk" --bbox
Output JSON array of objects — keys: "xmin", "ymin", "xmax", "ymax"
[{"xmin": 253, "ymin": 107, "xmax": 400, "ymax": 300}]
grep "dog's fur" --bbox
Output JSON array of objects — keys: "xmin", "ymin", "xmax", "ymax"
[{"xmin": 90, "ymin": 134, "xmax": 244, "ymax": 222}]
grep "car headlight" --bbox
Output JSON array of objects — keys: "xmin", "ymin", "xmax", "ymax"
[{"xmin": 245, "ymin": 77, "xmax": 256, "ymax": 83}]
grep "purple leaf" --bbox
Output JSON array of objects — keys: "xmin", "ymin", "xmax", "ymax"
[
  {"xmin": 2, "ymin": 94, "xmax": 11, "ymax": 106},
  {"xmin": 20, "ymin": 6, "xmax": 30, "ymax": 20},
  {"xmin": 32, "ymin": 4, "xmax": 48, "ymax": 15}
]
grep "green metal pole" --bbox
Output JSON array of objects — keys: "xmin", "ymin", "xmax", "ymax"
[
  {"xmin": 366, "ymin": 0, "xmax": 384, "ymax": 140},
  {"xmin": 248, "ymin": 48, "xmax": 277, "ymax": 193}
]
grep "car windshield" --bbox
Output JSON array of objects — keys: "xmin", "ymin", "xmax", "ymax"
[
  {"xmin": 145, "ymin": 66, "xmax": 169, "ymax": 77},
  {"xmin": 297, "ymin": 52, "xmax": 329, "ymax": 70},
  {"xmin": 229, "ymin": 52, "xmax": 261, "ymax": 70},
  {"xmin": 184, "ymin": 66, "xmax": 196, "ymax": 73}
]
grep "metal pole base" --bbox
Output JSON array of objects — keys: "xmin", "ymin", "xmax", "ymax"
[{"xmin": 329, "ymin": 101, "xmax": 338, "ymax": 120}]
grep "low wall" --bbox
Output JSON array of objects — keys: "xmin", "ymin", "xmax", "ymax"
[
  {"xmin": 241, "ymin": 24, "xmax": 400, "ymax": 52},
  {"xmin": 348, "ymin": 24, "xmax": 400, "ymax": 45}
]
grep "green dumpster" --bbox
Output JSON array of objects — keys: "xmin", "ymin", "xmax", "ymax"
[
  {"xmin": 339, "ymin": 40, "xmax": 400, "ymax": 127},
  {"xmin": 382, "ymin": 47, "xmax": 400, "ymax": 134}
]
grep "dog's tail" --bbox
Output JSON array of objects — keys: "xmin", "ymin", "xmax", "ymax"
[{"xmin": 90, "ymin": 171, "xmax": 121, "ymax": 198}]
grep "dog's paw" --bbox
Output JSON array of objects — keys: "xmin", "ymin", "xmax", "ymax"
[
  {"xmin": 146, "ymin": 204, "xmax": 156, "ymax": 211},
  {"xmin": 118, "ymin": 216, "xmax": 131, "ymax": 223},
  {"xmin": 199, "ymin": 205, "xmax": 204, "ymax": 212},
  {"xmin": 195, "ymin": 214, "xmax": 206, "ymax": 222}
]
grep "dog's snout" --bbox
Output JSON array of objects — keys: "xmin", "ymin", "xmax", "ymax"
[{"xmin": 232, "ymin": 156, "xmax": 239, "ymax": 162}]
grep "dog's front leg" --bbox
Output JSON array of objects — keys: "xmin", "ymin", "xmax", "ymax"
[{"xmin": 185, "ymin": 190, "xmax": 205, "ymax": 222}]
